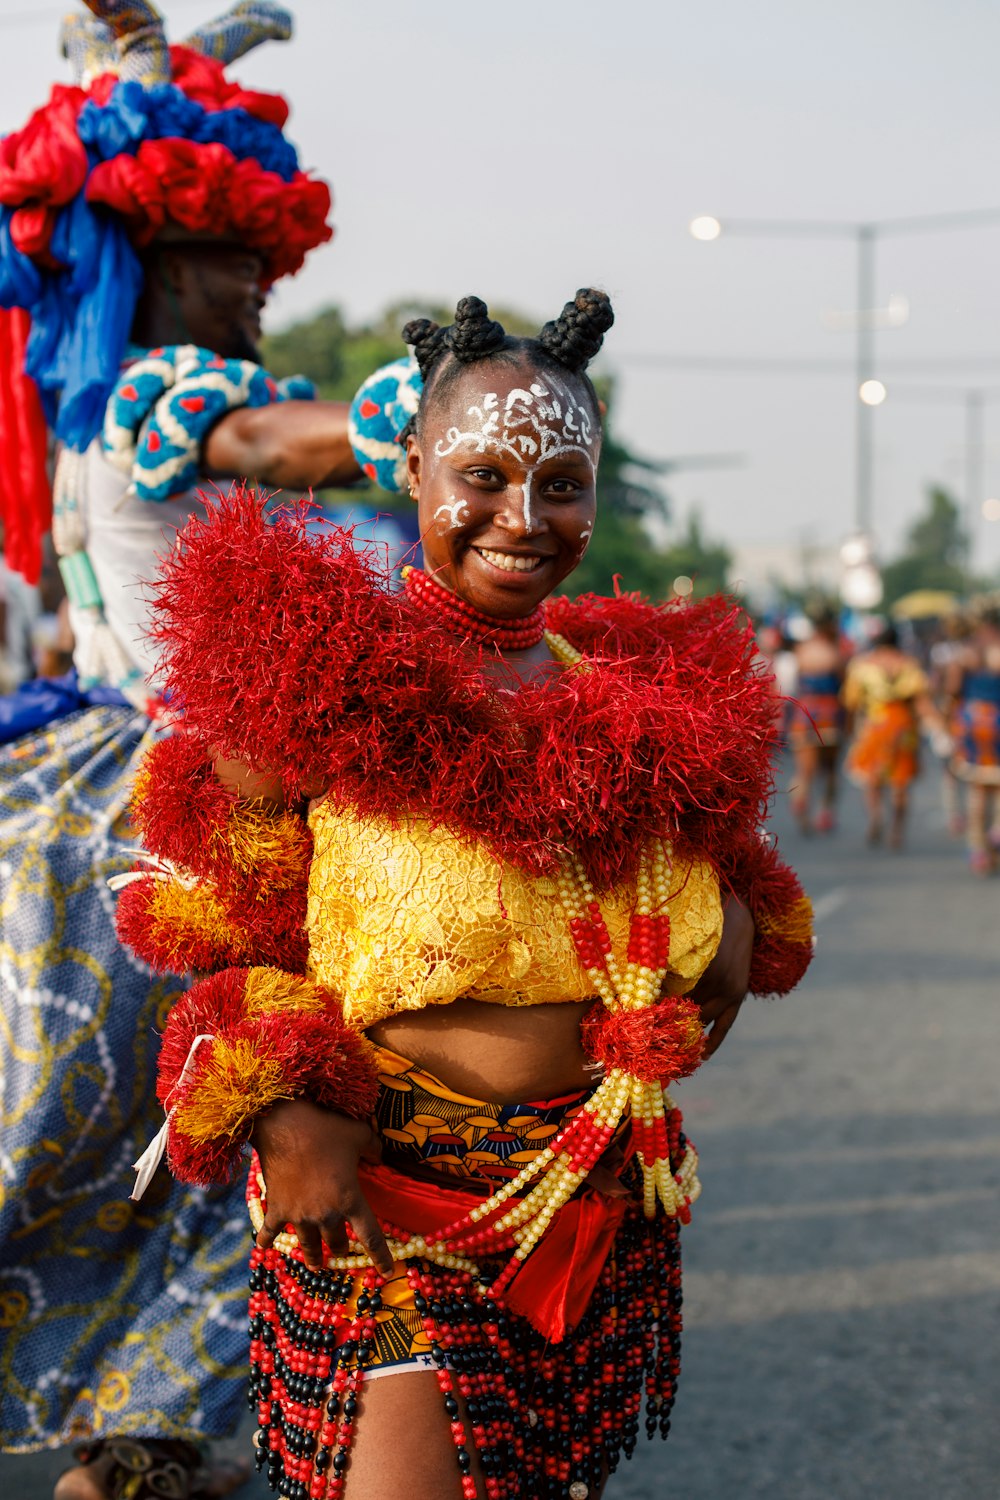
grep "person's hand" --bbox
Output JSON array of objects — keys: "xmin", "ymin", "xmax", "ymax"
[
  {"xmin": 688, "ymin": 895, "xmax": 755, "ymax": 1059},
  {"xmin": 252, "ymin": 1097, "xmax": 393, "ymax": 1275}
]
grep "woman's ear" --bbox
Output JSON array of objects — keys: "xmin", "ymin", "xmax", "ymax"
[{"xmin": 405, "ymin": 434, "xmax": 422, "ymax": 503}]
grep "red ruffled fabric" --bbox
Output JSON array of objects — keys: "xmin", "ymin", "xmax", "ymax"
[
  {"xmin": 168, "ymin": 45, "xmax": 290, "ymax": 127},
  {"xmin": 0, "ymin": 84, "xmax": 88, "ymax": 210},
  {"xmin": 0, "ymin": 308, "xmax": 51, "ymax": 584},
  {"xmin": 87, "ymin": 141, "xmax": 332, "ymax": 283},
  {"xmin": 0, "ymin": 49, "xmax": 328, "ymax": 283}
]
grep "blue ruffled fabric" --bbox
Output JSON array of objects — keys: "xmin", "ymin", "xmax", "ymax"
[
  {"xmin": 0, "ymin": 670, "xmax": 131, "ymax": 744},
  {"xmin": 0, "ymin": 198, "xmax": 142, "ymax": 453},
  {"xmin": 77, "ymin": 80, "xmax": 299, "ymax": 180}
]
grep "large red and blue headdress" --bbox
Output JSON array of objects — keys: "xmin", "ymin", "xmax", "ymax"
[{"xmin": 0, "ymin": 2, "xmax": 332, "ymax": 581}]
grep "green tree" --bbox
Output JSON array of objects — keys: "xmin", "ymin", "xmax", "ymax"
[{"xmin": 880, "ymin": 487, "xmax": 967, "ymax": 605}]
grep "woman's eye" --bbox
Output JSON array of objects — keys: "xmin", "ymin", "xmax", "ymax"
[
  {"xmin": 545, "ymin": 479, "xmax": 580, "ymax": 498},
  {"xmin": 467, "ymin": 467, "xmax": 499, "ymax": 484}
]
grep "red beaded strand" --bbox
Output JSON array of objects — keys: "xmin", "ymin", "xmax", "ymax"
[
  {"xmin": 402, "ymin": 566, "xmax": 546, "ymax": 650},
  {"xmin": 247, "ymin": 1193, "xmax": 683, "ymax": 1500}
]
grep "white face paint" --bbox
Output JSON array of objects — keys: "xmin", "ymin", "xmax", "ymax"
[
  {"xmin": 434, "ymin": 376, "xmax": 597, "ymax": 533},
  {"xmin": 577, "ymin": 523, "xmax": 593, "ymax": 556},
  {"xmin": 432, "ymin": 496, "xmax": 470, "ymax": 529}
]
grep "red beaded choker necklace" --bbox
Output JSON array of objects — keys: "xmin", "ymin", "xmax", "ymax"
[{"xmin": 402, "ymin": 566, "xmax": 547, "ymax": 650}]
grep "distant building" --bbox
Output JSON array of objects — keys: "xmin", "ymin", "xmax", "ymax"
[{"xmin": 728, "ymin": 539, "xmax": 841, "ymax": 608}]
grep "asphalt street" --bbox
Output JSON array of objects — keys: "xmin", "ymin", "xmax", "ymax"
[{"xmin": 4, "ymin": 758, "xmax": 999, "ymax": 1500}]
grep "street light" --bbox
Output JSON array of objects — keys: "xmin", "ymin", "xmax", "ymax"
[
  {"xmin": 858, "ymin": 379, "xmax": 887, "ymax": 407},
  {"xmin": 689, "ymin": 207, "xmax": 1000, "ymax": 536}
]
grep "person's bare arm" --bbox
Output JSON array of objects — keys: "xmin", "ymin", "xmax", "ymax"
[
  {"xmin": 202, "ymin": 399, "xmax": 363, "ymax": 490},
  {"xmin": 688, "ymin": 894, "xmax": 755, "ymax": 1058}
]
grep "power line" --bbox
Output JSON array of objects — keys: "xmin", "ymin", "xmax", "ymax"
[{"xmin": 618, "ymin": 353, "xmax": 1000, "ymax": 377}]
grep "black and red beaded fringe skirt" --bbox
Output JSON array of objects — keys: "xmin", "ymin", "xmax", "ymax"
[{"xmin": 246, "ymin": 1054, "xmax": 686, "ymax": 1500}]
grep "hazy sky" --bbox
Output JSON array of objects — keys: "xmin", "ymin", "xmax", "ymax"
[{"xmin": 4, "ymin": 0, "xmax": 1000, "ymax": 575}]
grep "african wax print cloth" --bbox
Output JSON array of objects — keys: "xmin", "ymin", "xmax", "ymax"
[{"xmin": 0, "ymin": 705, "xmax": 248, "ymax": 1450}]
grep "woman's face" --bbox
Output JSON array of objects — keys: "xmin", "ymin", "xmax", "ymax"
[{"xmin": 407, "ymin": 358, "xmax": 599, "ymax": 619}]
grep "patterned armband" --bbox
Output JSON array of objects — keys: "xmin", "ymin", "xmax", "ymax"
[
  {"xmin": 153, "ymin": 967, "xmax": 379, "ymax": 1188},
  {"xmin": 113, "ymin": 734, "xmax": 311, "ymax": 974},
  {"xmin": 104, "ymin": 344, "xmax": 315, "ymax": 503},
  {"xmin": 348, "ymin": 356, "xmax": 422, "ymax": 493}
]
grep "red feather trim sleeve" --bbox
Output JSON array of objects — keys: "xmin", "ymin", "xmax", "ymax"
[
  {"xmin": 717, "ymin": 832, "xmax": 815, "ymax": 997},
  {"xmin": 157, "ymin": 967, "xmax": 379, "ymax": 1186},
  {"xmin": 114, "ymin": 732, "xmax": 310, "ymax": 974}
]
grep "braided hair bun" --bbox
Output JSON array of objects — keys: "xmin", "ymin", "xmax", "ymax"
[
  {"xmin": 447, "ymin": 296, "xmax": 508, "ymax": 364},
  {"xmin": 538, "ymin": 289, "xmax": 614, "ymax": 372},
  {"xmin": 401, "ymin": 317, "xmax": 448, "ymax": 379}
]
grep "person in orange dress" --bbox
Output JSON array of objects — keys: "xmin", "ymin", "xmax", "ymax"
[{"xmin": 844, "ymin": 624, "xmax": 939, "ymax": 848}]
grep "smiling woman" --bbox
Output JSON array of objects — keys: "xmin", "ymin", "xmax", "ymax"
[
  {"xmin": 405, "ymin": 295, "xmax": 603, "ymax": 631},
  {"xmin": 115, "ymin": 291, "xmax": 814, "ymax": 1500}
]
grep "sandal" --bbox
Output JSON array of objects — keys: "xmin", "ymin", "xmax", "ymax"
[{"xmin": 54, "ymin": 1439, "xmax": 251, "ymax": 1500}]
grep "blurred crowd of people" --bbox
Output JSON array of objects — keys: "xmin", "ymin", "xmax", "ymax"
[{"xmin": 756, "ymin": 596, "xmax": 1000, "ymax": 875}]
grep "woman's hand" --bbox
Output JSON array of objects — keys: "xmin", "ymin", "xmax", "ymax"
[
  {"xmin": 252, "ymin": 1097, "xmax": 393, "ymax": 1275},
  {"xmin": 689, "ymin": 895, "xmax": 755, "ymax": 1059}
]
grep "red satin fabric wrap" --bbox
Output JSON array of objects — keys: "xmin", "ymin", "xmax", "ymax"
[
  {"xmin": 0, "ymin": 308, "xmax": 51, "ymax": 584},
  {"xmin": 359, "ymin": 1159, "xmax": 628, "ymax": 1344}
]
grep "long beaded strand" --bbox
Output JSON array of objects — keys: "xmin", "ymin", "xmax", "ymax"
[{"xmin": 554, "ymin": 840, "xmax": 702, "ymax": 1222}]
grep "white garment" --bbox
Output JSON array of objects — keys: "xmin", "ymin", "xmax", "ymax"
[{"xmin": 67, "ymin": 440, "xmax": 215, "ymax": 690}]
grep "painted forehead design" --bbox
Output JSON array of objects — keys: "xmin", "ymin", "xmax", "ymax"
[{"xmin": 434, "ymin": 378, "xmax": 596, "ymax": 463}]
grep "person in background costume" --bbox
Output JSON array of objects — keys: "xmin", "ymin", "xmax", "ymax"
[
  {"xmin": 944, "ymin": 600, "xmax": 1000, "ymax": 875},
  {"xmin": 117, "ymin": 291, "xmax": 814, "ymax": 1499},
  {"xmin": 843, "ymin": 623, "xmax": 939, "ymax": 849},
  {"xmin": 0, "ymin": 5, "xmax": 370, "ymax": 1495},
  {"xmin": 929, "ymin": 610, "xmax": 972, "ymax": 839},
  {"xmin": 786, "ymin": 607, "xmax": 847, "ymax": 835}
]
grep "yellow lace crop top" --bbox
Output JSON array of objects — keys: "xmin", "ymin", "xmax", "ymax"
[{"xmin": 306, "ymin": 802, "xmax": 723, "ymax": 1030}]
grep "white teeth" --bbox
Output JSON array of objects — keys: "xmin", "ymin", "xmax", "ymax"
[{"xmin": 477, "ymin": 548, "xmax": 543, "ymax": 573}]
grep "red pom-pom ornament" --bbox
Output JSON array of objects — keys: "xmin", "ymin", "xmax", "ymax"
[{"xmin": 580, "ymin": 998, "xmax": 705, "ymax": 1085}]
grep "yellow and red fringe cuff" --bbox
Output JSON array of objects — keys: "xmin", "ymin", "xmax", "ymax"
[
  {"xmin": 738, "ymin": 841, "xmax": 815, "ymax": 997},
  {"xmin": 155, "ymin": 967, "xmax": 378, "ymax": 1187},
  {"xmin": 115, "ymin": 733, "xmax": 312, "ymax": 973}
]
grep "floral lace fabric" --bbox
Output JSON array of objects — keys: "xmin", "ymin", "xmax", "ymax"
[{"xmin": 306, "ymin": 805, "xmax": 722, "ymax": 1029}]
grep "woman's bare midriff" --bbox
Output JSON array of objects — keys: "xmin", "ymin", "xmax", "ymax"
[{"xmin": 367, "ymin": 996, "xmax": 597, "ymax": 1103}]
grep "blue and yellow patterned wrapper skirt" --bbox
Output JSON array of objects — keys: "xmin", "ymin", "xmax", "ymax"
[{"xmin": 0, "ymin": 705, "xmax": 249, "ymax": 1451}]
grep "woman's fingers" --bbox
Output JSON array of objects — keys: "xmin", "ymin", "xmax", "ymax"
[
  {"xmin": 341, "ymin": 1191, "xmax": 394, "ymax": 1276},
  {"xmin": 295, "ymin": 1219, "xmax": 328, "ymax": 1273},
  {"xmin": 702, "ymin": 999, "xmax": 744, "ymax": 1059},
  {"xmin": 320, "ymin": 1215, "xmax": 349, "ymax": 1256}
]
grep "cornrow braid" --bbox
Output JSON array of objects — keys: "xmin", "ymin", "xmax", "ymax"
[{"xmin": 538, "ymin": 289, "xmax": 615, "ymax": 372}]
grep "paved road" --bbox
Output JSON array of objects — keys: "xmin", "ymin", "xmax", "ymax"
[
  {"xmin": 615, "ymin": 760, "xmax": 1000, "ymax": 1500},
  {"xmin": 5, "ymin": 760, "xmax": 999, "ymax": 1499}
]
